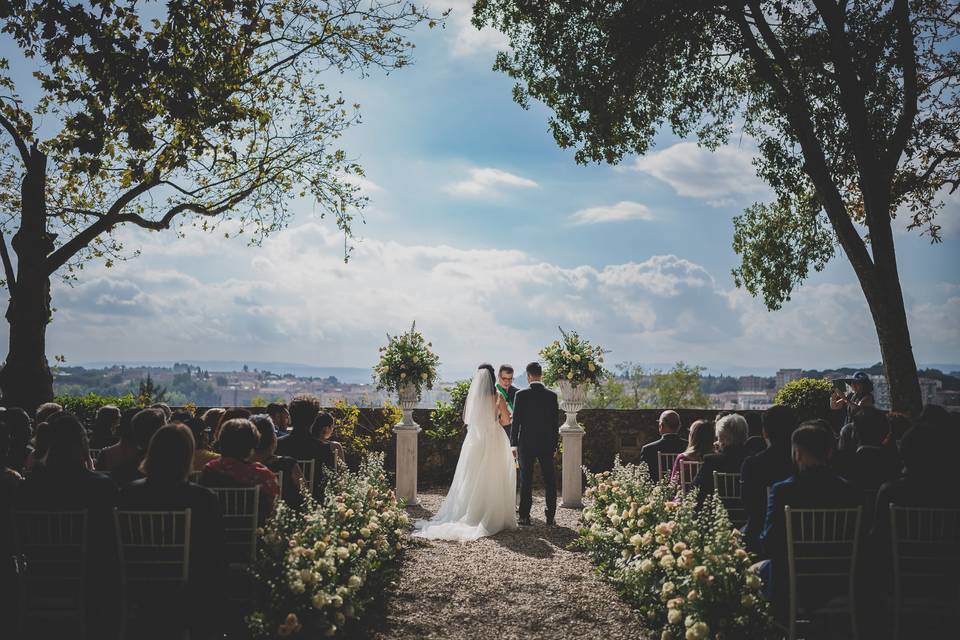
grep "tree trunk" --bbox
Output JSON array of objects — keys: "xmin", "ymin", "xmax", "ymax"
[{"xmin": 0, "ymin": 145, "xmax": 55, "ymax": 413}]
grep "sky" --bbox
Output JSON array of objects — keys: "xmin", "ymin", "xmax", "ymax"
[{"xmin": 4, "ymin": 2, "xmax": 959, "ymax": 378}]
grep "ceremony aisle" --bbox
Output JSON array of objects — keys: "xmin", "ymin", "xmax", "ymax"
[{"xmin": 369, "ymin": 490, "xmax": 647, "ymax": 640}]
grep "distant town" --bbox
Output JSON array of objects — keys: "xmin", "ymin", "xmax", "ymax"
[{"xmin": 52, "ymin": 361, "xmax": 960, "ymax": 412}]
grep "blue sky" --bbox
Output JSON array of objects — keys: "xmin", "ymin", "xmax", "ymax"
[{"xmin": 3, "ymin": 3, "xmax": 958, "ymax": 377}]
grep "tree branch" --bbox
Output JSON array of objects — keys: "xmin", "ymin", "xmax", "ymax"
[
  {"xmin": 885, "ymin": 0, "xmax": 918, "ymax": 177},
  {"xmin": 0, "ymin": 110, "xmax": 30, "ymax": 167}
]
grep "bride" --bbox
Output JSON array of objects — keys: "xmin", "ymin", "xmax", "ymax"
[{"xmin": 412, "ymin": 364, "xmax": 518, "ymax": 541}]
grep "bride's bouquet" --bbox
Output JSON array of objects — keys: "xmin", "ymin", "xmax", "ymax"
[
  {"xmin": 540, "ymin": 327, "xmax": 606, "ymax": 387},
  {"xmin": 373, "ymin": 321, "xmax": 440, "ymax": 397}
]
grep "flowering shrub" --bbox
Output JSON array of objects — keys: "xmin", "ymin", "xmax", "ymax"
[
  {"xmin": 373, "ymin": 321, "xmax": 440, "ymax": 396},
  {"xmin": 246, "ymin": 453, "xmax": 409, "ymax": 638},
  {"xmin": 540, "ymin": 327, "xmax": 606, "ymax": 386},
  {"xmin": 578, "ymin": 460, "xmax": 776, "ymax": 639},
  {"xmin": 775, "ymin": 377, "xmax": 834, "ymax": 421}
]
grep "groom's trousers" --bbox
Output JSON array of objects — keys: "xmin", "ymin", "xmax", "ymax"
[{"xmin": 518, "ymin": 450, "xmax": 557, "ymax": 520}]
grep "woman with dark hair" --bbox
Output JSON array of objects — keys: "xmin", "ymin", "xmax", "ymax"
[
  {"xmin": 670, "ymin": 419, "xmax": 716, "ymax": 483},
  {"xmin": 89, "ymin": 404, "xmax": 121, "ymax": 449},
  {"xmin": 2, "ymin": 408, "xmax": 32, "ymax": 474},
  {"xmin": 250, "ymin": 414, "xmax": 304, "ymax": 508},
  {"xmin": 95, "ymin": 408, "xmax": 141, "ymax": 471},
  {"xmin": 120, "ymin": 424, "xmax": 225, "ymax": 640},
  {"xmin": 23, "ymin": 418, "xmax": 53, "ymax": 475},
  {"xmin": 313, "ymin": 412, "xmax": 344, "ymax": 467},
  {"xmin": 186, "ymin": 417, "xmax": 220, "ymax": 471},
  {"xmin": 202, "ymin": 418, "xmax": 279, "ymax": 520},
  {"xmin": 212, "ymin": 407, "xmax": 252, "ymax": 445}
]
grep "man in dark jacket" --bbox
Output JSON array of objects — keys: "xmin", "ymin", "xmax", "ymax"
[
  {"xmin": 640, "ymin": 410, "xmax": 686, "ymax": 481},
  {"xmin": 740, "ymin": 405, "xmax": 798, "ymax": 553},
  {"xmin": 760, "ymin": 424, "xmax": 861, "ymax": 623},
  {"xmin": 276, "ymin": 395, "xmax": 335, "ymax": 495},
  {"xmin": 510, "ymin": 362, "xmax": 560, "ymax": 526}
]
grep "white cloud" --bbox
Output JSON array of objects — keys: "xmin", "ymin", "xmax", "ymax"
[
  {"xmin": 444, "ymin": 167, "xmax": 538, "ymax": 198},
  {"xmin": 633, "ymin": 142, "xmax": 770, "ymax": 206},
  {"xmin": 442, "ymin": 0, "xmax": 510, "ymax": 58},
  {"xmin": 340, "ymin": 173, "xmax": 382, "ymax": 195},
  {"xmin": 570, "ymin": 201, "xmax": 654, "ymax": 225}
]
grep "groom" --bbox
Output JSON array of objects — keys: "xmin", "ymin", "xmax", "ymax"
[{"xmin": 510, "ymin": 361, "xmax": 560, "ymax": 526}]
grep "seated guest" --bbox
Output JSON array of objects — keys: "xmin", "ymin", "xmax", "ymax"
[
  {"xmin": 110, "ymin": 408, "xmax": 165, "ymax": 486},
  {"xmin": 250, "ymin": 414, "xmax": 304, "ymax": 508},
  {"xmin": 267, "ymin": 402, "xmax": 291, "ymax": 435},
  {"xmin": 744, "ymin": 413, "xmax": 767, "ymax": 457},
  {"xmin": 23, "ymin": 418, "xmax": 53, "ymax": 475},
  {"xmin": 88, "ymin": 404, "xmax": 121, "ymax": 449},
  {"xmin": 186, "ymin": 417, "xmax": 220, "ymax": 471},
  {"xmin": 883, "ymin": 411, "xmax": 912, "ymax": 451},
  {"xmin": 35, "ymin": 401, "xmax": 63, "ymax": 425},
  {"xmin": 759, "ymin": 424, "xmax": 860, "ymax": 623},
  {"xmin": 2, "ymin": 407, "xmax": 32, "ymax": 474},
  {"xmin": 170, "ymin": 408, "xmax": 194, "ymax": 424},
  {"xmin": 212, "ymin": 407, "xmax": 252, "ymax": 445},
  {"xmin": 202, "ymin": 418, "xmax": 279, "ymax": 521},
  {"xmin": 120, "ymin": 424, "xmax": 225, "ymax": 640},
  {"xmin": 15, "ymin": 412, "xmax": 119, "ymax": 636},
  {"xmin": 694, "ymin": 413, "xmax": 749, "ymax": 500},
  {"xmin": 201, "ymin": 407, "xmax": 226, "ymax": 438},
  {"xmin": 741, "ymin": 405, "xmax": 798, "ymax": 554},
  {"xmin": 670, "ymin": 419, "xmax": 716, "ymax": 483},
  {"xmin": 640, "ymin": 410, "xmax": 686, "ymax": 481},
  {"xmin": 843, "ymin": 407, "xmax": 901, "ymax": 493},
  {"xmin": 277, "ymin": 395, "xmax": 336, "ymax": 494},
  {"xmin": 314, "ymin": 412, "xmax": 344, "ymax": 468},
  {"xmin": 0, "ymin": 417, "xmax": 23, "ymax": 606},
  {"xmin": 149, "ymin": 402, "xmax": 172, "ymax": 422},
  {"xmin": 95, "ymin": 408, "xmax": 141, "ymax": 471}
]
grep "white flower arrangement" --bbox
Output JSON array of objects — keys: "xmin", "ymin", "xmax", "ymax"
[
  {"xmin": 575, "ymin": 459, "xmax": 776, "ymax": 639},
  {"xmin": 540, "ymin": 327, "xmax": 607, "ymax": 387},
  {"xmin": 246, "ymin": 453, "xmax": 408, "ymax": 638},
  {"xmin": 373, "ymin": 321, "xmax": 440, "ymax": 396}
]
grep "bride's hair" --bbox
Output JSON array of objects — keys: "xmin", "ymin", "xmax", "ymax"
[{"xmin": 477, "ymin": 363, "xmax": 496, "ymax": 393}]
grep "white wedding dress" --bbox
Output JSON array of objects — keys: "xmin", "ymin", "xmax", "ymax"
[{"xmin": 412, "ymin": 369, "xmax": 518, "ymax": 541}]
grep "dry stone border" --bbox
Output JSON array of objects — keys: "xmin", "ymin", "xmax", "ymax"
[{"xmin": 366, "ymin": 490, "xmax": 648, "ymax": 640}]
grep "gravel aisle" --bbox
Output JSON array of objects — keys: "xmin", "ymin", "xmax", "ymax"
[{"xmin": 364, "ymin": 489, "xmax": 647, "ymax": 640}]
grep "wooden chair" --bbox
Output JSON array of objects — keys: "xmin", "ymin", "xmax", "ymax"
[
  {"xmin": 114, "ymin": 509, "xmax": 192, "ymax": 640},
  {"xmin": 785, "ymin": 506, "xmax": 862, "ymax": 640},
  {"xmin": 209, "ymin": 486, "xmax": 260, "ymax": 569},
  {"xmin": 188, "ymin": 470, "xmax": 202, "ymax": 484},
  {"xmin": 88, "ymin": 448, "xmax": 102, "ymax": 463},
  {"xmin": 889, "ymin": 505, "xmax": 960, "ymax": 639},
  {"xmin": 678, "ymin": 460, "xmax": 703, "ymax": 494},
  {"xmin": 713, "ymin": 471, "xmax": 746, "ymax": 528},
  {"xmin": 13, "ymin": 509, "xmax": 88, "ymax": 639},
  {"xmin": 296, "ymin": 459, "xmax": 316, "ymax": 495},
  {"xmin": 274, "ymin": 471, "xmax": 284, "ymax": 499},
  {"xmin": 657, "ymin": 452, "xmax": 680, "ymax": 483}
]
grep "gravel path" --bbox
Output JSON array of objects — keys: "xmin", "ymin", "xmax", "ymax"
[{"xmin": 364, "ymin": 489, "xmax": 648, "ymax": 640}]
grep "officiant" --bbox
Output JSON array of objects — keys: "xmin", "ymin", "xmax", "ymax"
[{"xmin": 495, "ymin": 364, "xmax": 519, "ymax": 436}]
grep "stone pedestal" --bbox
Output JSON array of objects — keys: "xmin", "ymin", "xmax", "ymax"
[
  {"xmin": 395, "ymin": 384, "xmax": 420, "ymax": 506},
  {"xmin": 558, "ymin": 380, "xmax": 587, "ymax": 509}
]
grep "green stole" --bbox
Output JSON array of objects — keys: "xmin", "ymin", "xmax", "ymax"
[{"xmin": 495, "ymin": 383, "xmax": 514, "ymax": 413}]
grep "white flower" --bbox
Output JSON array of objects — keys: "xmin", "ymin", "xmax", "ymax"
[
  {"xmin": 330, "ymin": 594, "xmax": 343, "ymax": 607},
  {"xmin": 421, "ymin": 372, "xmax": 428, "ymax": 380},
  {"xmin": 640, "ymin": 559, "xmax": 655, "ymax": 573},
  {"xmin": 359, "ymin": 528, "xmax": 371, "ymax": 538},
  {"xmin": 660, "ymin": 554, "xmax": 675, "ymax": 569},
  {"xmin": 668, "ymin": 609, "xmax": 683, "ymax": 625},
  {"xmin": 348, "ymin": 575, "xmax": 363, "ymax": 589},
  {"xmin": 336, "ymin": 547, "xmax": 350, "ymax": 560},
  {"xmin": 745, "ymin": 573, "xmax": 761, "ymax": 590},
  {"xmin": 741, "ymin": 594, "xmax": 756, "ymax": 607},
  {"xmin": 400, "ymin": 372, "xmax": 407, "ymax": 379},
  {"xmin": 312, "ymin": 593, "xmax": 329, "ymax": 609},
  {"xmin": 629, "ymin": 534, "xmax": 644, "ymax": 547},
  {"xmin": 610, "ymin": 515, "xmax": 622, "ymax": 526}
]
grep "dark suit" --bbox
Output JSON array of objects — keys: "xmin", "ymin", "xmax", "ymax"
[
  {"xmin": 510, "ymin": 382, "xmax": 560, "ymax": 520},
  {"xmin": 694, "ymin": 445, "xmax": 747, "ymax": 502},
  {"xmin": 640, "ymin": 432, "xmax": 686, "ymax": 481},
  {"xmin": 276, "ymin": 429, "xmax": 336, "ymax": 496},
  {"xmin": 760, "ymin": 467, "xmax": 861, "ymax": 622},
  {"xmin": 740, "ymin": 445, "xmax": 795, "ymax": 554}
]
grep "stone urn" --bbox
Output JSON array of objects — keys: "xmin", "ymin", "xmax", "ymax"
[
  {"xmin": 556, "ymin": 379, "xmax": 587, "ymax": 509},
  {"xmin": 394, "ymin": 382, "xmax": 421, "ymax": 506},
  {"xmin": 397, "ymin": 382, "xmax": 419, "ymax": 427}
]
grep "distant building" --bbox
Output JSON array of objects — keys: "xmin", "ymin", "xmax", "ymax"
[
  {"xmin": 739, "ymin": 375, "xmax": 769, "ymax": 392},
  {"xmin": 869, "ymin": 375, "xmax": 942, "ymax": 411},
  {"xmin": 775, "ymin": 369, "xmax": 803, "ymax": 390}
]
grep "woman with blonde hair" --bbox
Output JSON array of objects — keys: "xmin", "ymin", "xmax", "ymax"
[{"xmin": 670, "ymin": 419, "xmax": 716, "ymax": 483}]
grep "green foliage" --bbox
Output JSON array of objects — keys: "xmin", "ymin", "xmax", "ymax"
[
  {"xmin": 648, "ymin": 362, "xmax": 710, "ymax": 409},
  {"xmin": 250, "ymin": 396, "xmax": 269, "ymax": 408},
  {"xmin": 54, "ymin": 392, "xmax": 139, "ymax": 427},
  {"xmin": 373, "ymin": 322, "xmax": 440, "ymax": 396},
  {"xmin": 541, "ymin": 327, "xmax": 606, "ymax": 386},
  {"xmin": 590, "ymin": 362, "xmax": 709, "ymax": 409},
  {"xmin": 775, "ymin": 378, "xmax": 833, "ymax": 422},
  {"xmin": 585, "ymin": 376, "xmax": 631, "ymax": 410},
  {"xmin": 247, "ymin": 452, "xmax": 408, "ymax": 638},
  {"xmin": 136, "ymin": 374, "xmax": 166, "ymax": 406},
  {"xmin": 427, "ymin": 380, "xmax": 470, "ymax": 440}
]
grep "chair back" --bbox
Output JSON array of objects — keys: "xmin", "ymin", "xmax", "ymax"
[
  {"xmin": 713, "ymin": 471, "xmax": 746, "ymax": 527},
  {"xmin": 13, "ymin": 509, "xmax": 88, "ymax": 627},
  {"xmin": 785, "ymin": 506, "xmax": 862, "ymax": 640},
  {"xmin": 88, "ymin": 448, "xmax": 102, "ymax": 461},
  {"xmin": 657, "ymin": 452, "xmax": 680, "ymax": 482},
  {"xmin": 210, "ymin": 486, "xmax": 260, "ymax": 566},
  {"xmin": 275, "ymin": 470, "xmax": 284, "ymax": 498},
  {"xmin": 297, "ymin": 459, "xmax": 316, "ymax": 493},
  {"xmin": 890, "ymin": 505, "xmax": 960, "ymax": 595},
  {"xmin": 114, "ymin": 509, "xmax": 192, "ymax": 587},
  {"xmin": 188, "ymin": 470, "xmax": 202, "ymax": 484},
  {"xmin": 679, "ymin": 460, "xmax": 703, "ymax": 494}
]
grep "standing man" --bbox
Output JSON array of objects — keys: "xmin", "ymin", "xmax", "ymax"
[
  {"xmin": 495, "ymin": 364, "xmax": 519, "ymax": 437},
  {"xmin": 510, "ymin": 362, "xmax": 560, "ymax": 526},
  {"xmin": 640, "ymin": 410, "xmax": 686, "ymax": 481}
]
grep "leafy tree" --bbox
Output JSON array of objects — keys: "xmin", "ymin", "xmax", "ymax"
[
  {"xmin": 585, "ymin": 376, "xmax": 630, "ymax": 409},
  {"xmin": 474, "ymin": 0, "xmax": 959, "ymax": 415},
  {"xmin": 137, "ymin": 374, "xmax": 166, "ymax": 406},
  {"xmin": 0, "ymin": 1, "xmax": 441, "ymax": 410},
  {"xmin": 648, "ymin": 362, "xmax": 710, "ymax": 409},
  {"xmin": 428, "ymin": 380, "xmax": 471, "ymax": 439},
  {"xmin": 775, "ymin": 377, "xmax": 834, "ymax": 422}
]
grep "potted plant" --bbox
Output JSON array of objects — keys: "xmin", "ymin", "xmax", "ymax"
[
  {"xmin": 541, "ymin": 327, "xmax": 606, "ymax": 428},
  {"xmin": 374, "ymin": 321, "xmax": 440, "ymax": 426}
]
